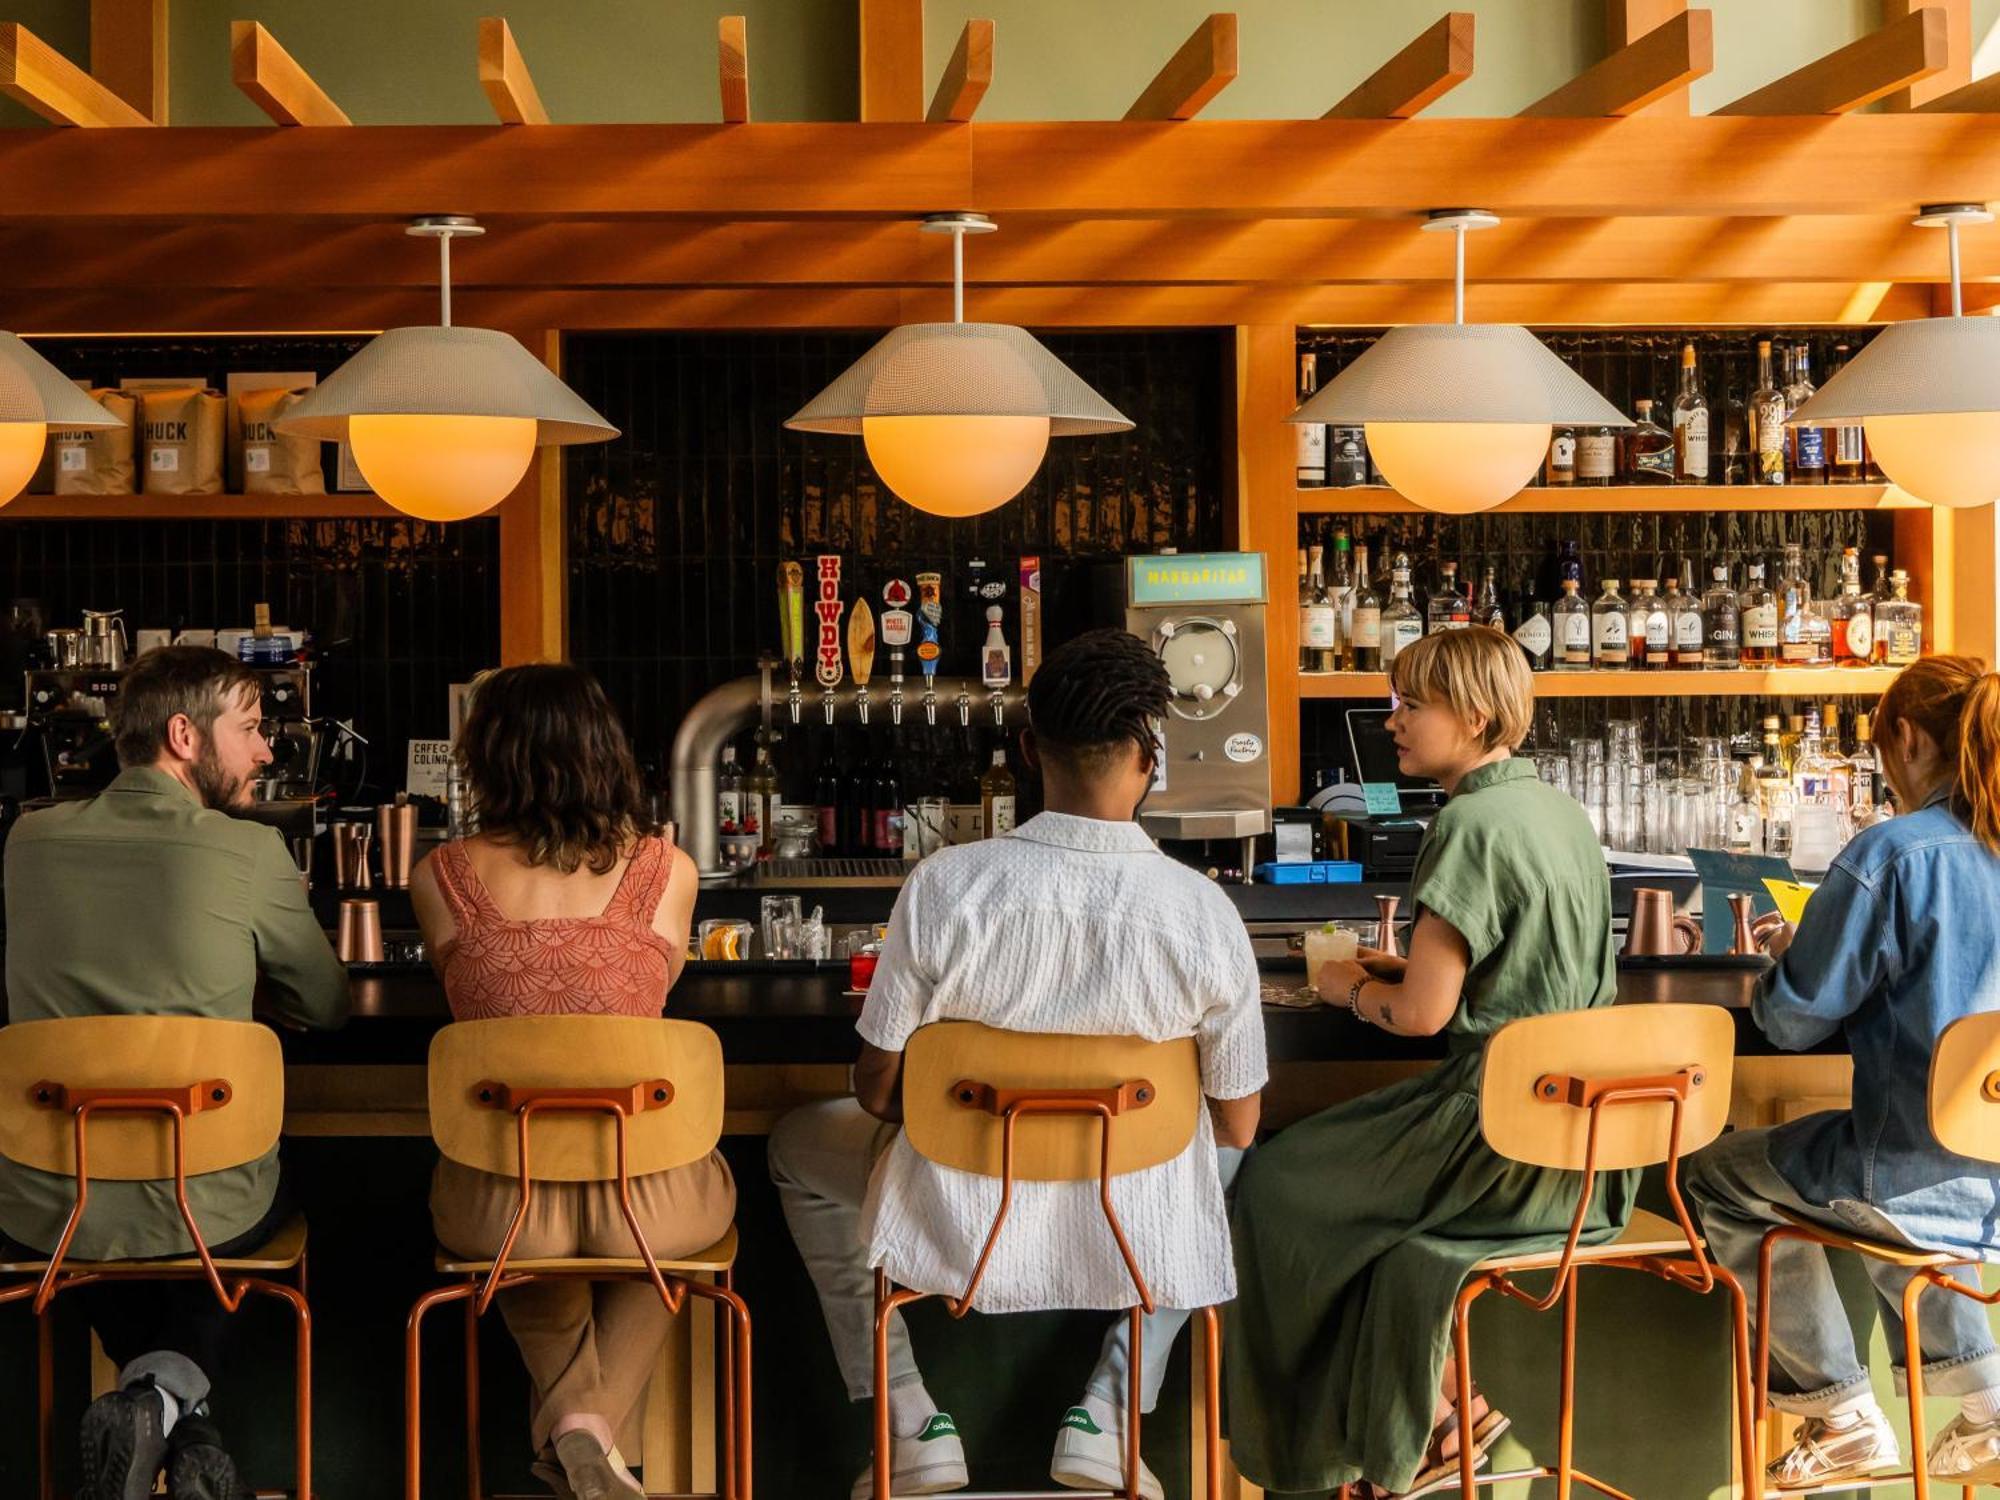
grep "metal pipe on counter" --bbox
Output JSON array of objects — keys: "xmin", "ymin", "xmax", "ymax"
[{"xmin": 671, "ymin": 673, "xmax": 1028, "ymax": 878}]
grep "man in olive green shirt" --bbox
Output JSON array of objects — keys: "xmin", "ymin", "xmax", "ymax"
[{"xmin": 3, "ymin": 645, "xmax": 347, "ymax": 1500}]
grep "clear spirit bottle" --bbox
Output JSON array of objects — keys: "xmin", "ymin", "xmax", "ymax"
[
  {"xmin": 1877, "ymin": 570, "xmax": 1924, "ymax": 666},
  {"xmin": 1575, "ymin": 424, "xmax": 1617, "ymax": 487},
  {"xmin": 1301, "ymin": 543, "xmax": 1338, "ymax": 672},
  {"xmin": 1826, "ymin": 344, "xmax": 1868, "ymax": 483},
  {"xmin": 1671, "ymin": 342, "xmax": 1710, "ymax": 483},
  {"xmin": 1777, "ymin": 542, "xmax": 1815, "ymax": 666},
  {"xmin": 1553, "ymin": 579, "xmax": 1591, "ymax": 671},
  {"xmin": 1701, "ymin": 566, "xmax": 1741, "ymax": 669},
  {"xmin": 1475, "ymin": 564, "xmax": 1506, "ymax": 630},
  {"xmin": 1629, "ymin": 579, "xmax": 1670, "ymax": 669},
  {"xmin": 1427, "ymin": 560, "xmax": 1471, "ymax": 634},
  {"xmin": 1513, "ymin": 587, "xmax": 1553, "ymax": 671},
  {"xmin": 1749, "ymin": 339, "xmax": 1788, "ymax": 485},
  {"xmin": 1784, "ymin": 346, "xmax": 1828, "ymax": 484},
  {"xmin": 1545, "ymin": 427, "xmax": 1576, "ymax": 485},
  {"xmin": 1740, "ymin": 562, "xmax": 1779, "ymax": 666},
  {"xmin": 1381, "ymin": 553, "xmax": 1423, "ymax": 666},
  {"xmin": 1665, "ymin": 577, "xmax": 1704, "ymax": 668},
  {"xmin": 1591, "ymin": 579, "xmax": 1630, "ymax": 671}
]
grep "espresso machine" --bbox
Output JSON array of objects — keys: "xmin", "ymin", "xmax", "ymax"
[{"xmin": 1124, "ymin": 552, "xmax": 1273, "ymax": 852}]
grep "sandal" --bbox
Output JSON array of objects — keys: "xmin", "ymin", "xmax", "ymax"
[{"xmin": 1397, "ymin": 1387, "xmax": 1511, "ymax": 1497}]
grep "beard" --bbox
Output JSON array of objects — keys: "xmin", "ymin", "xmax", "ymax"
[{"xmin": 189, "ymin": 738, "xmax": 252, "ymax": 810}]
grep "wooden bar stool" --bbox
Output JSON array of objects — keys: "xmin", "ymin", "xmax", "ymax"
[
  {"xmin": 873, "ymin": 1020, "xmax": 1222, "ymax": 1500},
  {"xmin": 1752, "ymin": 1009, "xmax": 2000, "ymax": 1500},
  {"xmin": 0, "ymin": 1015, "xmax": 313, "ymax": 1500},
  {"xmin": 1437, "ymin": 1003, "xmax": 1757, "ymax": 1500},
  {"xmin": 407, "ymin": 1015, "xmax": 751, "ymax": 1500}
]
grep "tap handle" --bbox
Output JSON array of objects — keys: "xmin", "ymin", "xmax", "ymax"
[{"xmin": 990, "ymin": 692, "xmax": 1005, "ymax": 728}]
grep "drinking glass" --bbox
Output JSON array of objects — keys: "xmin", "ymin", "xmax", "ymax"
[{"xmin": 760, "ymin": 895, "xmax": 802, "ymax": 958}]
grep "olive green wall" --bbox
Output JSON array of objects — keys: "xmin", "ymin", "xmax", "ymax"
[{"xmin": 5, "ymin": 0, "xmax": 2000, "ymax": 127}]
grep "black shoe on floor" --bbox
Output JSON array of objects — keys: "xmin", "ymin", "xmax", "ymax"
[
  {"xmin": 166, "ymin": 1415, "xmax": 253, "ymax": 1500},
  {"xmin": 78, "ymin": 1379, "xmax": 168, "ymax": 1500}
]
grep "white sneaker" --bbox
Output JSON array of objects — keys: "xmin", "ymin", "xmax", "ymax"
[
  {"xmin": 1929, "ymin": 1412, "xmax": 2000, "ymax": 1484},
  {"xmin": 1766, "ymin": 1411, "xmax": 1901, "ymax": 1489},
  {"xmin": 1049, "ymin": 1406, "xmax": 1165, "ymax": 1500},
  {"xmin": 849, "ymin": 1413, "xmax": 970, "ymax": 1500}
]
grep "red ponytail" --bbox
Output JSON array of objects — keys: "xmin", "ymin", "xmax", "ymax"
[{"xmin": 1878, "ymin": 655, "xmax": 2000, "ymax": 854}]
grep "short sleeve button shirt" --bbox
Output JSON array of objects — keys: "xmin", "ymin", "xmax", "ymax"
[{"xmin": 857, "ymin": 811, "xmax": 1267, "ymax": 1313}]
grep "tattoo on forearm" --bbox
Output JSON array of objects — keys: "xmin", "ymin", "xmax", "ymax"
[{"xmin": 1372, "ymin": 997, "xmax": 1395, "ymax": 1026}]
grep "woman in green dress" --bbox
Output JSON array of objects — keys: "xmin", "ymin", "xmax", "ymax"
[{"xmin": 1224, "ymin": 626, "xmax": 1633, "ymax": 1497}]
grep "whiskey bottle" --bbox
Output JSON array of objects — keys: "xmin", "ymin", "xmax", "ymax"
[
  {"xmin": 1350, "ymin": 544, "xmax": 1383, "ymax": 672},
  {"xmin": 1877, "ymin": 570, "xmax": 1924, "ymax": 666},
  {"xmin": 1740, "ymin": 561, "xmax": 1779, "ymax": 666},
  {"xmin": 1381, "ymin": 554, "xmax": 1423, "ymax": 666},
  {"xmin": 1622, "ymin": 399, "xmax": 1676, "ymax": 485},
  {"xmin": 1295, "ymin": 352, "xmax": 1327, "ymax": 486},
  {"xmin": 1671, "ymin": 343, "xmax": 1711, "ymax": 483},
  {"xmin": 1426, "ymin": 561, "xmax": 1471, "ymax": 634},
  {"xmin": 1869, "ymin": 553, "xmax": 1894, "ymax": 605},
  {"xmin": 1301, "ymin": 543, "xmax": 1338, "ymax": 672},
  {"xmin": 1546, "ymin": 427, "xmax": 1577, "ymax": 485},
  {"xmin": 1665, "ymin": 577, "xmax": 1704, "ymax": 668},
  {"xmin": 1701, "ymin": 566, "xmax": 1741, "ymax": 669},
  {"xmin": 1830, "ymin": 547, "xmax": 1875, "ymax": 667},
  {"xmin": 1826, "ymin": 344, "xmax": 1868, "ymax": 483},
  {"xmin": 1475, "ymin": 564, "xmax": 1506, "ymax": 630},
  {"xmin": 1777, "ymin": 542, "xmax": 1815, "ymax": 666},
  {"xmin": 747, "ymin": 740, "xmax": 782, "ymax": 857},
  {"xmin": 1575, "ymin": 424, "xmax": 1617, "ymax": 487},
  {"xmin": 1721, "ymin": 377, "xmax": 1750, "ymax": 486},
  {"xmin": 1784, "ymin": 346, "xmax": 1828, "ymax": 484},
  {"xmin": 1591, "ymin": 579, "xmax": 1630, "ymax": 670},
  {"xmin": 1849, "ymin": 712, "xmax": 1880, "ymax": 821},
  {"xmin": 1553, "ymin": 579, "xmax": 1592, "ymax": 671},
  {"xmin": 1750, "ymin": 340, "xmax": 1788, "ymax": 485}
]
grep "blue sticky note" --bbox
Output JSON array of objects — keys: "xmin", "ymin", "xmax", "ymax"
[{"xmin": 1362, "ymin": 782, "xmax": 1402, "ymax": 817}]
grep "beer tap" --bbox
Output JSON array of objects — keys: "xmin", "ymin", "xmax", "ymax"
[
  {"xmin": 778, "ymin": 561, "xmax": 805, "ymax": 725},
  {"xmin": 981, "ymin": 604, "xmax": 1012, "ymax": 728},
  {"xmin": 813, "ymin": 553, "xmax": 844, "ymax": 725},
  {"xmin": 880, "ymin": 580, "xmax": 913, "ymax": 727},
  {"xmin": 848, "ymin": 598, "xmax": 876, "ymax": 726},
  {"xmin": 915, "ymin": 571, "xmax": 943, "ymax": 728}
]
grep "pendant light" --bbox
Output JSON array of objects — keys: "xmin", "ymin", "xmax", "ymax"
[
  {"xmin": 0, "ymin": 334, "xmax": 125, "ymax": 506},
  {"xmin": 786, "ymin": 213, "xmax": 1132, "ymax": 517},
  {"xmin": 1288, "ymin": 210, "xmax": 1630, "ymax": 515},
  {"xmin": 277, "ymin": 217, "xmax": 616, "ymax": 522},
  {"xmin": 1790, "ymin": 203, "xmax": 2000, "ymax": 510}
]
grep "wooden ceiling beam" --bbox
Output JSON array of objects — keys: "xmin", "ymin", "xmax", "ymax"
[
  {"xmin": 1606, "ymin": 0, "xmax": 1690, "ymax": 114},
  {"xmin": 479, "ymin": 17, "xmax": 547, "ymax": 125},
  {"xmin": 231, "ymin": 21, "xmax": 350, "ymax": 126},
  {"xmin": 0, "ymin": 23, "xmax": 152, "ymax": 127},
  {"xmin": 859, "ymin": 0, "xmax": 923, "ymax": 122},
  {"xmin": 1884, "ymin": 0, "xmax": 1970, "ymax": 110},
  {"xmin": 1324, "ymin": 12, "xmax": 1472, "ymax": 120},
  {"xmin": 1715, "ymin": 5, "xmax": 1948, "ymax": 115},
  {"xmin": 1521, "ymin": 9, "xmax": 1711, "ymax": 117},
  {"xmin": 1913, "ymin": 69, "xmax": 2000, "ymax": 111},
  {"xmin": 1124, "ymin": 13, "xmax": 1237, "ymax": 121},
  {"xmin": 718, "ymin": 15, "xmax": 749, "ymax": 123},
  {"xmin": 90, "ymin": 0, "xmax": 168, "ymax": 123},
  {"xmin": 927, "ymin": 18, "xmax": 992, "ymax": 123}
]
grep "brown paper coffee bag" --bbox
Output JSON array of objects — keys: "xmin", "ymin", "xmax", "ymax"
[
  {"xmin": 232, "ymin": 386, "xmax": 325, "ymax": 495},
  {"xmin": 140, "ymin": 386, "xmax": 225, "ymax": 495},
  {"xmin": 50, "ymin": 389, "xmax": 137, "ymax": 496}
]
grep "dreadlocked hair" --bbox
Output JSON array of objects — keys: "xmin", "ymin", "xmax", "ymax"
[{"xmin": 1026, "ymin": 627, "xmax": 1171, "ymax": 775}]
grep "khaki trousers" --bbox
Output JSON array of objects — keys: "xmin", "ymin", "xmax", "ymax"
[{"xmin": 430, "ymin": 1152, "xmax": 737, "ymax": 1455}]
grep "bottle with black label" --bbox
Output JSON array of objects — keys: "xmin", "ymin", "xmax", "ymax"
[
  {"xmin": 1701, "ymin": 566, "xmax": 1740, "ymax": 669},
  {"xmin": 1328, "ymin": 427, "xmax": 1370, "ymax": 486},
  {"xmin": 1512, "ymin": 590, "xmax": 1553, "ymax": 672},
  {"xmin": 1545, "ymin": 427, "xmax": 1576, "ymax": 485},
  {"xmin": 1784, "ymin": 346, "xmax": 1828, "ymax": 484}
]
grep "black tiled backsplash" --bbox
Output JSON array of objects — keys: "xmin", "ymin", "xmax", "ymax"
[{"xmin": 564, "ymin": 330, "xmax": 1230, "ymax": 763}]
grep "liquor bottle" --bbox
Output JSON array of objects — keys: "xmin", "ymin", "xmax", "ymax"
[
  {"xmin": 1777, "ymin": 542, "xmax": 1815, "ymax": 666},
  {"xmin": 1630, "ymin": 579, "xmax": 1671, "ymax": 669},
  {"xmin": 872, "ymin": 741, "xmax": 904, "ymax": 856},
  {"xmin": 1778, "ymin": 714, "xmax": 1804, "ymax": 777},
  {"xmin": 1877, "ymin": 570, "xmax": 1924, "ymax": 666},
  {"xmin": 1665, "ymin": 577, "xmax": 1704, "ymax": 668},
  {"xmin": 1553, "ymin": 579, "xmax": 1591, "ymax": 671},
  {"xmin": 1427, "ymin": 561, "xmax": 1471, "ymax": 634},
  {"xmin": 717, "ymin": 744, "xmax": 744, "ymax": 834},
  {"xmin": 1784, "ymin": 346, "xmax": 1828, "ymax": 483},
  {"xmin": 1756, "ymin": 721, "xmax": 1796, "ymax": 858},
  {"xmin": 747, "ymin": 741, "xmax": 781, "ymax": 857},
  {"xmin": 840, "ymin": 747, "xmax": 869, "ymax": 858},
  {"xmin": 1295, "ymin": 352, "xmax": 1327, "ymax": 486},
  {"xmin": 1295, "ymin": 548, "xmax": 1310, "ymax": 669},
  {"xmin": 1701, "ymin": 566, "xmax": 1741, "ymax": 669},
  {"xmin": 1869, "ymin": 553, "xmax": 1894, "ymax": 605},
  {"xmin": 1793, "ymin": 710, "xmax": 1850, "ymax": 832},
  {"xmin": 1475, "ymin": 564, "xmax": 1506, "ymax": 630},
  {"xmin": 1750, "ymin": 340, "xmax": 1788, "ymax": 485},
  {"xmin": 1591, "ymin": 579, "xmax": 1629, "ymax": 670},
  {"xmin": 1740, "ymin": 562, "xmax": 1779, "ymax": 666},
  {"xmin": 1721, "ymin": 375, "xmax": 1750, "ymax": 486},
  {"xmin": 979, "ymin": 747, "xmax": 1017, "ymax": 839},
  {"xmin": 1726, "ymin": 761, "xmax": 1764, "ymax": 853},
  {"xmin": 1830, "ymin": 547, "xmax": 1875, "ymax": 667},
  {"xmin": 1328, "ymin": 426, "xmax": 1370, "ymax": 486},
  {"xmin": 1671, "ymin": 343, "xmax": 1711, "ymax": 483},
  {"xmin": 814, "ymin": 740, "xmax": 842, "ymax": 855},
  {"xmin": 1350, "ymin": 544, "xmax": 1383, "ymax": 672},
  {"xmin": 1329, "ymin": 529, "xmax": 1357, "ymax": 658},
  {"xmin": 1301, "ymin": 543, "xmax": 1338, "ymax": 672},
  {"xmin": 1545, "ymin": 427, "xmax": 1577, "ymax": 485},
  {"xmin": 1622, "ymin": 399, "xmax": 1676, "ymax": 485},
  {"xmin": 1575, "ymin": 423, "xmax": 1617, "ymax": 487},
  {"xmin": 1823, "ymin": 702, "xmax": 1846, "ymax": 757},
  {"xmin": 1826, "ymin": 344, "xmax": 1868, "ymax": 482},
  {"xmin": 1381, "ymin": 553, "xmax": 1423, "ymax": 666},
  {"xmin": 1850, "ymin": 712, "xmax": 1880, "ymax": 821},
  {"xmin": 1513, "ymin": 587, "xmax": 1553, "ymax": 671}
]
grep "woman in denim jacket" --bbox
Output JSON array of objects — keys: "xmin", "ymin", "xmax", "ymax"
[{"xmin": 1688, "ymin": 656, "xmax": 2000, "ymax": 1490}]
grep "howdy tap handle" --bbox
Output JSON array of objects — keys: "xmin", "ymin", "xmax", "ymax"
[{"xmin": 813, "ymin": 554, "xmax": 844, "ymax": 724}]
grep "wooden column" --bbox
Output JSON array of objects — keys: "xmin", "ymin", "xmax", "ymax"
[
  {"xmin": 1884, "ymin": 0, "xmax": 1970, "ymax": 110},
  {"xmin": 1238, "ymin": 325, "xmax": 1300, "ymax": 804},
  {"xmin": 497, "ymin": 329, "xmax": 567, "ymax": 665},
  {"xmin": 90, "ymin": 0, "xmax": 167, "ymax": 122},
  {"xmin": 859, "ymin": 0, "xmax": 923, "ymax": 121}
]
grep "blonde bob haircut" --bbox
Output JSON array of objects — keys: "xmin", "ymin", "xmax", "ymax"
[{"xmin": 1386, "ymin": 626, "xmax": 1534, "ymax": 752}]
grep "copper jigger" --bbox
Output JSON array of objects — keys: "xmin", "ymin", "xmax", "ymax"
[
  {"xmin": 335, "ymin": 899, "xmax": 384, "ymax": 963},
  {"xmin": 1374, "ymin": 893, "xmax": 1401, "ymax": 957},
  {"xmin": 376, "ymin": 798, "xmax": 417, "ymax": 889},
  {"xmin": 1623, "ymin": 888, "xmax": 1703, "ymax": 957},
  {"xmin": 1727, "ymin": 891, "xmax": 1787, "ymax": 956},
  {"xmin": 331, "ymin": 822, "xmax": 373, "ymax": 891}
]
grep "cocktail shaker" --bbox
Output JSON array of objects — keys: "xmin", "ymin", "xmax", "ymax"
[
  {"xmin": 331, "ymin": 821, "xmax": 373, "ymax": 891},
  {"xmin": 335, "ymin": 899, "xmax": 384, "ymax": 963},
  {"xmin": 377, "ymin": 795, "xmax": 417, "ymax": 889}
]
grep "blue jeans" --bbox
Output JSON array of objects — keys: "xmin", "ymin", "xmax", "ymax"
[{"xmin": 1686, "ymin": 1126, "xmax": 2000, "ymax": 1415}]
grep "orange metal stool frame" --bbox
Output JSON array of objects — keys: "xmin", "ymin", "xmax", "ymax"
[
  {"xmin": 871, "ymin": 1022, "xmax": 1220, "ymax": 1500},
  {"xmin": 407, "ymin": 1016, "xmax": 751, "ymax": 1500},
  {"xmin": 1435, "ymin": 1004, "xmax": 1757, "ymax": 1500},
  {"xmin": 1751, "ymin": 1009, "xmax": 2000, "ymax": 1500},
  {"xmin": 0, "ymin": 1016, "xmax": 312, "ymax": 1500}
]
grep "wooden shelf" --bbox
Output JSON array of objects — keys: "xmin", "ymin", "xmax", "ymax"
[
  {"xmin": 1, "ymin": 493, "xmax": 398, "ymax": 521},
  {"xmin": 1296, "ymin": 483, "xmax": 1924, "ymax": 515},
  {"xmin": 1300, "ymin": 667, "xmax": 1904, "ymax": 699}
]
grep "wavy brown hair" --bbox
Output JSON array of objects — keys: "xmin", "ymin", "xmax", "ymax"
[
  {"xmin": 1876, "ymin": 654, "xmax": 2000, "ymax": 853},
  {"xmin": 456, "ymin": 663, "xmax": 659, "ymax": 875}
]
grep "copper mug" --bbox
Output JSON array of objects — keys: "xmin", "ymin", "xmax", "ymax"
[
  {"xmin": 1727, "ymin": 892, "xmax": 1788, "ymax": 957},
  {"xmin": 331, "ymin": 822, "xmax": 373, "ymax": 891},
  {"xmin": 1622, "ymin": 888, "xmax": 1703, "ymax": 957},
  {"xmin": 376, "ymin": 798, "xmax": 417, "ymax": 889},
  {"xmin": 335, "ymin": 899, "xmax": 384, "ymax": 964}
]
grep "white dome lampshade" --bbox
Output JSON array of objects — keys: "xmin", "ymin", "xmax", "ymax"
[
  {"xmin": 1791, "ymin": 203, "xmax": 2000, "ymax": 511},
  {"xmin": 0, "ymin": 332, "xmax": 126, "ymax": 507},
  {"xmin": 786, "ymin": 214, "xmax": 1131, "ymax": 517},
  {"xmin": 275, "ymin": 219, "xmax": 616, "ymax": 522}
]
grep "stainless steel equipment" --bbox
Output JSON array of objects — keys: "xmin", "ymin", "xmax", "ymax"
[
  {"xmin": 80, "ymin": 609, "xmax": 126, "ymax": 670},
  {"xmin": 1123, "ymin": 552, "xmax": 1273, "ymax": 844}
]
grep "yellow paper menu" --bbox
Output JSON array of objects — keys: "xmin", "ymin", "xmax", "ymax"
[{"xmin": 1761, "ymin": 878, "xmax": 1817, "ymax": 926}]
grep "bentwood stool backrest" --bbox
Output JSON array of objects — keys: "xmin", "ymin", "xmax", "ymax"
[
  {"xmin": 1927, "ymin": 1010, "xmax": 2000, "ymax": 1166},
  {"xmin": 0, "ymin": 1016, "xmax": 284, "ymax": 1180},
  {"xmin": 902, "ymin": 1021, "xmax": 1201, "ymax": 1182},
  {"xmin": 428, "ymin": 1015, "xmax": 724, "ymax": 1180},
  {"xmin": 1479, "ymin": 1003, "xmax": 1735, "ymax": 1171}
]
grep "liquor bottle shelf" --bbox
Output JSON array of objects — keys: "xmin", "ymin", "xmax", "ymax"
[
  {"xmin": 1296, "ymin": 483, "xmax": 1921, "ymax": 515},
  {"xmin": 0, "ymin": 493, "xmax": 398, "ymax": 521},
  {"xmin": 1299, "ymin": 667, "xmax": 1905, "ymax": 700}
]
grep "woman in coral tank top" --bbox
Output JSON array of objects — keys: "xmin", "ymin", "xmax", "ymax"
[{"xmin": 412, "ymin": 664, "xmax": 733, "ymax": 1500}]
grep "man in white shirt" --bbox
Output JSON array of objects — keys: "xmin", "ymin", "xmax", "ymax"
[{"xmin": 768, "ymin": 629, "xmax": 1266, "ymax": 1500}]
